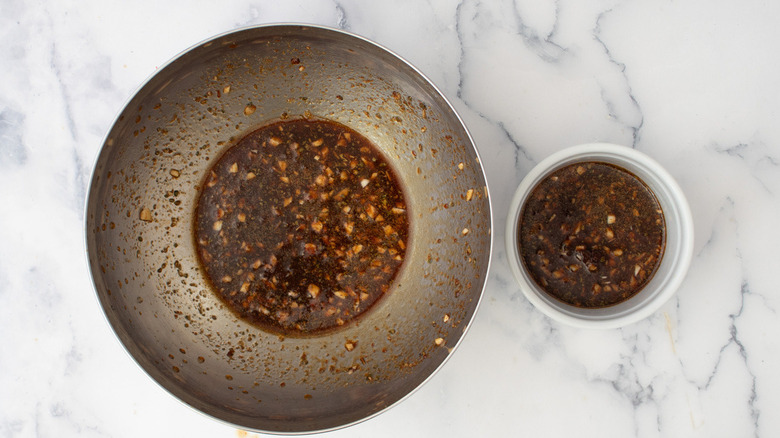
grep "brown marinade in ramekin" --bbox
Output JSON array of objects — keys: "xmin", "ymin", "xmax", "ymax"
[{"xmin": 518, "ymin": 161, "xmax": 665, "ymax": 308}]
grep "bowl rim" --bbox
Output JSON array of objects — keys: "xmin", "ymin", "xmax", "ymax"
[
  {"xmin": 504, "ymin": 143, "xmax": 693, "ymax": 329},
  {"xmin": 83, "ymin": 22, "xmax": 493, "ymax": 434}
]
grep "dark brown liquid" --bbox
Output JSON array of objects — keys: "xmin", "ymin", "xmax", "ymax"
[
  {"xmin": 518, "ymin": 162, "xmax": 665, "ymax": 308},
  {"xmin": 194, "ymin": 119, "xmax": 409, "ymax": 334}
]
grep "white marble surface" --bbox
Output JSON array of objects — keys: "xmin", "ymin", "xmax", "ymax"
[{"xmin": 2, "ymin": 0, "xmax": 779, "ymax": 436}]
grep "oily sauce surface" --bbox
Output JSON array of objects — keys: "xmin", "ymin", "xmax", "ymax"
[
  {"xmin": 195, "ymin": 119, "xmax": 409, "ymax": 335},
  {"xmin": 518, "ymin": 162, "xmax": 665, "ymax": 308}
]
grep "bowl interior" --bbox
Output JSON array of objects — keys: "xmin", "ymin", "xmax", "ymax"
[
  {"xmin": 85, "ymin": 25, "xmax": 491, "ymax": 433},
  {"xmin": 506, "ymin": 144, "xmax": 692, "ymax": 328}
]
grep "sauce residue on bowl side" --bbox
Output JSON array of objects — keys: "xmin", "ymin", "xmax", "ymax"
[
  {"xmin": 518, "ymin": 161, "xmax": 665, "ymax": 308},
  {"xmin": 194, "ymin": 118, "xmax": 409, "ymax": 335}
]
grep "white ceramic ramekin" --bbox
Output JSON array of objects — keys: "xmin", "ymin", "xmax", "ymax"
[{"xmin": 505, "ymin": 143, "xmax": 694, "ymax": 329}]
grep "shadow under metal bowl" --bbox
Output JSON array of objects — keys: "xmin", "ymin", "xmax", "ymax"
[{"xmin": 85, "ymin": 25, "xmax": 491, "ymax": 433}]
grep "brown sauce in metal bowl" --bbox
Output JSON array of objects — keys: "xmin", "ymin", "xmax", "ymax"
[
  {"xmin": 518, "ymin": 161, "xmax": 665, "ymax": 308},
  {"xmin": 194, "ymin": 119, "xmax": 409, "ymax": 335}
]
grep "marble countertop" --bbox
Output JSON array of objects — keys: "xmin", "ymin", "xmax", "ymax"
[{"xmin": 2, "ymin": 1, "xmax": 779, "ymax": 436}]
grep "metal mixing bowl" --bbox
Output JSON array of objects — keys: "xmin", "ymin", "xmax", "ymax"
[{"xmin": 85, "ymin": 24, "xmax": 491, "ymax": 434}]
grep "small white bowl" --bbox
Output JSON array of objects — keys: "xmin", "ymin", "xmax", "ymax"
[{"xmin": 505, "ymin": 143, "xmax": 694, "ymax": 329}]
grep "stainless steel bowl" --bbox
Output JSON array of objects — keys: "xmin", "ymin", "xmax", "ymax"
[{"xmin": 85, "ymin": 24, "xmax": 491, "ymax": 434}]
